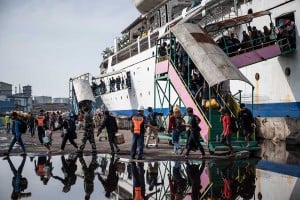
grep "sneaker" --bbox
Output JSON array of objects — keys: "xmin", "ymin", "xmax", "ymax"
[{"xmin": 116, "ymin": 149, "xmax": 120, "ymax": 153}]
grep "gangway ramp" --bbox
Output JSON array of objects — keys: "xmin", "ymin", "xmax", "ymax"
[
  {"xmin": 170, "ymin": 23, "xmax": 253, "ymax": 87},
  {"xmin": 156, "ymin": 60, "xmax": 210, "ymax": 143},
  {"xmin": 69, "ymin": 74, "xmax": 95, "ymax": 114}
]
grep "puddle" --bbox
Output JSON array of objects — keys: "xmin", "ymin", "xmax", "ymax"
[{"xmin": 0, "ymin": 140, "xmax": 299, "ymax": 200}]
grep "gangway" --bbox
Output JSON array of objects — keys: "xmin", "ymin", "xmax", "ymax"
[
  {"xmin": 155, "ymin": 22, "xmax": 260, "ymax": 154},
  {"xmin": 69, "ymin": 73, "xmax": 95, "ymax": 114}
]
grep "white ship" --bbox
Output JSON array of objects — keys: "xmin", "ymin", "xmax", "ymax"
[{"xmin": 71, "ymin": 0, "xmax": 299, "ymax": 141}]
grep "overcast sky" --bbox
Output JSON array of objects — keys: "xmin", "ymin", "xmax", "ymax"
[{"xmin": 0, "ymin": 0, "xmax": 140, "ymax": 98}]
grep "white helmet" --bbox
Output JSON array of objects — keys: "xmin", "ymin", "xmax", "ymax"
[{"xmin": 138, "ymin": 106, "xmax": 144, "ymax": 111}]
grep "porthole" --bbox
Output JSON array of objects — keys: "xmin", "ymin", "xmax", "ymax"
[
  {"xmin": 140, "ymin": 93, "xmax": 142, "ymax": 97},
  {"xmin": 148, "ymin": 91, "xmax": 151, "ymax": 95},
  {"xmin": 126, "ymin": 95, "xmax": 128, "ymax": 99},
  {"xmin": 285, "ymin": 67, "xmax": 291, "ymax": 76},
  {"xmin": 255, "ymin": 73, "xmax": 260, "ymax": 81},
  {"xmin": 147, "ymin": 67, "xmax": 149, "ymax": 71},
  {"xmin": 121, "ymin": 96, "xmax": 122, "ymax": 100},
  {"xmin": 133, "ymin": 72, "xmax": 135, "ymax": 76}
]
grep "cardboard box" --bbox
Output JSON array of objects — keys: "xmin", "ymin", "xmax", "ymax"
[{"xmin": 115, "ymin": 133, "xmax": 125, "ymax": 144}]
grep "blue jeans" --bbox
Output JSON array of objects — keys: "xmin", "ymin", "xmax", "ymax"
[
  {"xmin": 131, "ymin": 133, "xmax": 144, "ymax": 159},
  {"xmin": 172, "ymin": 130, "xmax": 182, "ymax": 153},
  {"xmin": 8, "ymin": 135, "xmax": 26, "ymax": 153}
]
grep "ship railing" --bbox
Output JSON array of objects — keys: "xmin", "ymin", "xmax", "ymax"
[{"xmin": 221, "ymin": 35, "xmax": 293, "ymax": 57}]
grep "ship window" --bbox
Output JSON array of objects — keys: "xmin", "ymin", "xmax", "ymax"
[
  {"xmin": 275, "ymin": 12, "xmax": 296, "ymax": 49},
  {"xmin": 111, "ymin": 55, "xmax": 117, "ymax": 66},
  {"xmin": 130, "ymin": 43, "xmax": 138, "ymax": 56},
  {"xmin": 255, "ymin": 73, "xmax": 260, "ymax": 80}
]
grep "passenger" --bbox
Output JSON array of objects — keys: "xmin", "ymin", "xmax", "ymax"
[
  {"xmin": 130, "ymin": 106, "xmax": 146, "ymax": 160},
  {"xmin": 99, "ymin": 79, "xmax": 106, "ymax": 94},
  {"xmin": 4, "ymin": 112, "xmax": 26, "ymax": 156},
  {"xmin": 158, "ymin": 42, "xmax": 167, "ymax": 57},
  {"xmin": 98, "ymin": 111, "xmax": 120, "ymax": 154},
  {"xmin": 35, "ymin": 109, "xmax": 46, "ymax": 145},
  {"xmin": 263, "ymin": 25, "xmax": 271, "ymax": 45},
  {"xmin": 121, "ymin": 76, "xmax": 125, "ymax": 89},
  {"xmin": 285, "ymin": 19, "xmax": 296, "ymax": 48},
  {"xmin": 78, "ymin": 101, "xmax": 97, "ymax": 153},
  {"xmin": 240, "ymin": 31, "xmax": 251, "ymax": 53},
  {"xmin": 219, "ymin": 108, "xmax": 234, "ymax": 155},
  {"xmin": 251, "ymin": 26, "xmax": 263, "ymax": 49},
  {"xmin": 43, "ymin": 125, "xmax": 53, "ymax": 154},
  {"xmin": 185, "ymin": 160, "xmax": 206, "ymax": 200},
  {"xmin": 168, "ymin": 161, "xmax": 187, "ymax": 200},
  {"xmin": 145, "ymin": 107, "xmax": 163, "ymax": 148},
  {"xmin": 51, "ymin": 155, "xmax": 78, "ymax": 193},
  {"xmin": 34, "ymin": 155, "xmax": 53, "ymax": 185},
  {"xmin": 116, "ymin": 76, "xmax": 121, "ymax": 90},
  {"xmin": 238, "ymin": 103, "xmax": 255, "ymax": 148},
  {"xmin": 4, "ymin": 155, "xmax": 31, "ymax": 199},
  {"xmin": 146, "ymin": 162, "xmax": 160, "ymax": 191},
  {"xmin": 184, "ymin": 107, "xmax": 205, "ymax": 159},
  {"xmin": 97, "ymin": 154, "xmax": 119, "ymax": 198},
  {"xmin": 91, "ymin": 81, "xmax": 98, "ymax": 96},
  {"xmin": 170, "ymin": 106, "xmax": 185, "ymax": 154},
  {"xmin": 53, "ymin": 112, "xmax": 78, "ymax": 153},
  {"xmin": 230, "ymin": 33, "xmax": 241, "ymax": 55},
  {"xmin": 131, "ymin": 162, "xmax": 159, "ymax": 200},
  {"xmin": 27, "ymin": 112, "xmax": 35, "ymax": 137},
  {"xmin": 78, "ymin": 154, "xmax": 98, "ymax": 200},
  {"xmin": 111, "ymin": 77, "xmax": 116, "ymax": 92}
]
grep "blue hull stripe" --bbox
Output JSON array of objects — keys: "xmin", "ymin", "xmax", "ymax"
[{"xmin": 109, "ymin": 102, "xmax": 300, "ymax": 118}]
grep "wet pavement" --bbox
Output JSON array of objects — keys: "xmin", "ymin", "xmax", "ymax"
[{"xmin": 0, "ymin": 129, "xmax": 299, "ymax": 199}]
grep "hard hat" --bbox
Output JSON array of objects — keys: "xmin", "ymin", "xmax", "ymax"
[{"xmin": 138, "ymin": 106, "xmax": 144, "ymax": 111}]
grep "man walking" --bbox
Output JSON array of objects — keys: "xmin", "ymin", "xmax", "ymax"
[
  {"xmin": 238, "ymin": 103, "xmax": 255, "ymax": 148},
  {"xmin": 130, "ymin": 106, "xmax": 146, "ymax": 160},
  {"xmin": 184, "ymin": 107, "xmax": 205, "ymax": 159},
  {"xmin": 145, "ymin": 107, "xmax": 162, "ymax": 148},
  {"xmin": 5, "ymin": 112, "xmax": 26, "ymax": 155},
  {"xmin": 35, "ymin": 109, "xmax": 46, "ymax": 145},
  {"xmin": 78, "ymin": 101, "xmax": 97, "ymax": 153},
  {"xmin": 98, "ymin": 111, "xmax": 120, "ymax": 154}
]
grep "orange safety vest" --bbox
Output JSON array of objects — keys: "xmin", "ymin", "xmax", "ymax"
[
  {"xmin": 132, "ymin": 115, "xmax": 144, "ymax": 134},
  {"xmin": 37, "ymin": 116, "xmax": 45, "ymax": 127},
  {"xmin": 134, "ymin": 187, "xmax": 144, "ymax": 200}
]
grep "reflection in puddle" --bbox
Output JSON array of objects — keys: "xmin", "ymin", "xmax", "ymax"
[{"xmin": 0, "ymin": 141, "xmax": 299, "ymax": 200}]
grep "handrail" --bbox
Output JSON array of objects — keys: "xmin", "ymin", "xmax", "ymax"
[
  {"xmin": 200, "ymin": 183, "xmax": 214, "ymax": 200},
  {"xmin": 215, "ymin": 90, "xmax": 237, "ymax": 118},
  {"xmin": 221, "ymin": 35, "xmax": 293, "ymax": 57}
]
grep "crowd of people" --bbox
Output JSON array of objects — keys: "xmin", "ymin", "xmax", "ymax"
[
  {"xmin": 217, "ymin": 19, "xmax": 296, "ymax": 56},
  {"xmin": 91, "ymin": 74, "xmax": 131, "ymax": 96}
]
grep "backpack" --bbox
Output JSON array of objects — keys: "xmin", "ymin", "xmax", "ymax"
[
  {"xmin": 18, "ymin": 119, "xmax": 27, "ymax": 134},
  {"xmin": 230, "ymin": 116, "xmax": 239, "ymax": 133}
]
